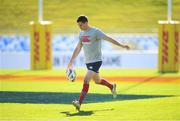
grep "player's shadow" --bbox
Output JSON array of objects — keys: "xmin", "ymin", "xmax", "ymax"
[
  {"xmin": 61, "ymin": 110, "xmax": 94, "ymax": 116},
  {"xmin": 0, "ymin": 91, "xmax": 175, "ymax": 104},
  {"xmin": 61, "ymin": 108, "xmax": 114, "ymax": 116}
]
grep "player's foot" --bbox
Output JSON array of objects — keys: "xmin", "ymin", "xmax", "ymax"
[
  {"xmin": 72, "ymin": 100, "xmax": 80, "ymax": 111},
  {"xmin": 111, "ymin": 83, "xmax": 117, "ymax": 98}
]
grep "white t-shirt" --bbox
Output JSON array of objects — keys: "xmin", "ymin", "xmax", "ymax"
[{"xmin": 79, "ymin": 27, "xmax": 106, "ymax": 63}]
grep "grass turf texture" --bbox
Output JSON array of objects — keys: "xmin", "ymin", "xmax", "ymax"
[
  {"xmin": 0, "ymin": 0, "xmax": 180, "ymax": 34},
  {"xmin": 0, "ymin": 69, "xmax": 180, "ymax": 120}
]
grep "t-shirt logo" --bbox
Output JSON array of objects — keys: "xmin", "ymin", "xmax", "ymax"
[
  {"xmin": 81, "ymin": 36, "xmax": 90, "ymax": 43},
  {"xmin": 89, "ymin": 66, "xmax": 93, "ymax": 69}
]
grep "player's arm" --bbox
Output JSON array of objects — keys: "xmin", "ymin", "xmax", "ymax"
[
  {"xmin": 67, "ymin": 40, "xmax": 83, "ymax": 69},
  {"xmin": 104, "ymin": 35, "xmax": 130, "ymax": 50}
]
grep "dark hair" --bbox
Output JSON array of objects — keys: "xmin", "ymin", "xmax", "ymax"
[{"xmin": 77, "ymin": 15, "xmax": 88, "ymax": 23}]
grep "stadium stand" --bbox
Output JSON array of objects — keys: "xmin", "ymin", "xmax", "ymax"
[{"xmin": 0, "ymin": 34, "xmax": 158, "ymax": 52}]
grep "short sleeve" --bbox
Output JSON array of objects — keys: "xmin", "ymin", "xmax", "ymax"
[
  {"xmin": 96, "ymin": 29, "xmax": 106, "ymax": 40},
  {"xmin": 79, "ymin": 32, "xmax": 82, "ymax": 43}
]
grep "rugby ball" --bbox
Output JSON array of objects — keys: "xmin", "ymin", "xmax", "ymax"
[{"xmin": 66, "ymin": 69, "xmax": 76, "ymax": 82}]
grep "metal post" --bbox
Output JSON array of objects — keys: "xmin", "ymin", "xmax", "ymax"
[
  {"xmin": 38, "ymin": 0, "xmax": 43, "ymax": 22},
  {"xmin": 167, "ymin": 0, "xmax": 172, "ymax": 22}
]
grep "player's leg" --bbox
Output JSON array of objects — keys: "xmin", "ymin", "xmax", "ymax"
[
  {"xmin": 79, "ymin": 70, "xmax": 94, "ymax": 104},
  {"xmin": 85, "ymin": 61, "xmax": 116, "ymax": 98},
  {"xmin": 92, "ymin": 73, "xmax": 117, "ymax": 98},
  {"xmin": 93, "ymin": 73, "xmax": 112, "ymax": 90},
  {"xmin": 72, "ymin": 70, "xmax": 94, "ymax": 111}
]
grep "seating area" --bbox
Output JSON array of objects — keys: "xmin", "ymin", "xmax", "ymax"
[{"xmin": 0, "ymin": 34, "xmax": 158, "ymax": 52}]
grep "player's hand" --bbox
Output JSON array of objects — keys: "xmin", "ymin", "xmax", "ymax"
[
  {"xmin": 67, "ymin": 62, "xmax": 73, "ymax": 70},
  {"xmin": 123, "ymin": 45, "xmax": 130, "ymax": 50}
]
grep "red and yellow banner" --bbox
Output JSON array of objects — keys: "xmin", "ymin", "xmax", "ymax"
[
  {"xmin": 30, "ymin": 21, "xmax": 52, "ymax": 70},
  {"xmin": 158, "ymin": 21, "xmax": 179, "ymax": 72}
]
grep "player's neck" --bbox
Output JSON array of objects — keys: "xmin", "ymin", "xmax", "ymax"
[{"xmin": 84, "ymin": 26, "xmax": 91, "ymax": 31}]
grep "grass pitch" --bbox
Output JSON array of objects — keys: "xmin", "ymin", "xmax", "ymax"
[{"xmin": 0, "ymin": 69, "xmax": 180, "ymax": 121}]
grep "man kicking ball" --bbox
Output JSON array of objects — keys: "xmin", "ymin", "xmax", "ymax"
[{"xmin": 67, "ymin": 15, "xmax": 130, "ymax": 111}]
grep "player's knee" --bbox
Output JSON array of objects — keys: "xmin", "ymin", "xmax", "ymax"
[
  {"xmin": 84, "ymin": 80, "xmax": 89, "ymax": 84},
  {"xmin": 94, "ymin": 80, "xmax": 101, "ymax": 84}
]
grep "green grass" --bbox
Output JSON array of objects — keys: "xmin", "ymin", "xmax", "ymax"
[
  {"xmin": 0, "ymin": 69, "xmax": 180, "ymax": 120},
  {"xmin": 1, "ymin": 68, "xmax": 180, "ymax": 76},
  {"xmin": 0, "ymin": 0, "xmax": 180, "ymax": 34},
  {"xmin": 1, "ymin": 96, "xmax": 180, "ymax": 121}
]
